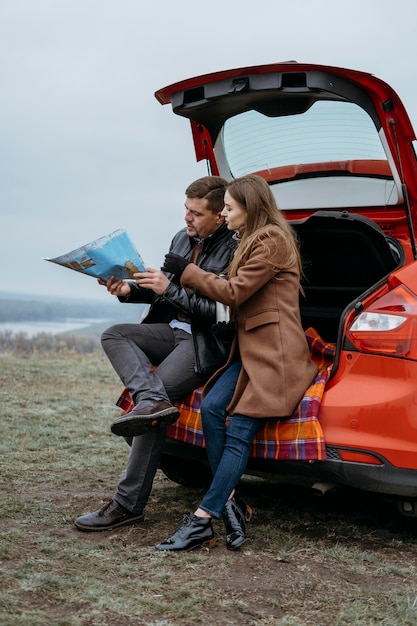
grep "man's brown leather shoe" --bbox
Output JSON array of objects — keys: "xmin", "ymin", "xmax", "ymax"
[
  {"xmin": 110, "ymin": 399, "xmax": 180, "ymax": 438},
  {"xmin": 74, "ymin": 500, "xmax": 144, "ymax": 531}
]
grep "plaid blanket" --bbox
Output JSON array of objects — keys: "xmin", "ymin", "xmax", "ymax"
[{"xmin": 116, "ymin": 327, "xmax": 335, "ymax": 461}]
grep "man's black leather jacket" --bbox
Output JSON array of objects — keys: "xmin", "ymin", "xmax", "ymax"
[{"xmin": 120, "ymin": 222, "xmax": 237, "ymax": 374}]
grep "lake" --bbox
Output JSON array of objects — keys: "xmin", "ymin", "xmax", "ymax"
[{"xmin": 0, "ymin": 319, "xmax": 107, "ymax": 338}]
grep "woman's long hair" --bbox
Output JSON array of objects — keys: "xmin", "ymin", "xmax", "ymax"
[{"xmin": 226, "ymin": 175, "xmax": 301, "ymax": 278}]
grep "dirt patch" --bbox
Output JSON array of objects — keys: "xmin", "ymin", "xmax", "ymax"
[
  {"xmin": 3, "ymin": 353, "xmax": 417, "ymax": 625},
  {"xmin": 54, "ymin": 474, "xmax": 417, "ymax": 624}
]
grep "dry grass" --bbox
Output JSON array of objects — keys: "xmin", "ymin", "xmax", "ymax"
[{"xmin": 2, "ymin": 352, "xmax": 417, "ymax": 625}]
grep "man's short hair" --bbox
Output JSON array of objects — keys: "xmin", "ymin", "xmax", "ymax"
[{"xmin": 185, "ymin": 176, "xmax": 228, "ymax": 214}]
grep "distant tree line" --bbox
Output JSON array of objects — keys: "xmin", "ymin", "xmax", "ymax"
[
  {"xmin": 0, "ymin": 297, "xmax": 144, "ymax": 322},
  {"xmin": 0, "ymin": 330, "xmax": 102, "ymax": 355}
]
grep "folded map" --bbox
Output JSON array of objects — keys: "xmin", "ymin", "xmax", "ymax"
[{"xmin": 43, "ymin": 228, "xmax": 146, "ymax": 281}]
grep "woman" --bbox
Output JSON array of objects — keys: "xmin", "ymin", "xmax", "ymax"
[{"xmin": 157, "ymin": 175, "xmax": 317, "ymax": 552}]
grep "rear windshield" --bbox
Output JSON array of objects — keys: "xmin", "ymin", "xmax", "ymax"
[{"xmin": 222, "ymin": 101, "xmax": 387, "ymax": 177}]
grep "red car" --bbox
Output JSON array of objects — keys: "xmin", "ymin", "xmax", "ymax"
[{"xmin": 153, "ymin": 62, "xmax": 417, "ymax": 518}]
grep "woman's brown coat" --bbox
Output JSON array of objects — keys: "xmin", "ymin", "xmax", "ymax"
[{"xmin": 181, "ymin": 227, "xmax": 318, "ymax": 418}]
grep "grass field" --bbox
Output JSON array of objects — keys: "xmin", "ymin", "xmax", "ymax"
[{"xmin": 2, "ymin": 351, "xmax": 417, "ymax": 625}]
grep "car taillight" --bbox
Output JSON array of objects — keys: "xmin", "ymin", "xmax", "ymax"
[{"xmin": 346, "ymin": 285, "xmax": 417, "ymax": 360}]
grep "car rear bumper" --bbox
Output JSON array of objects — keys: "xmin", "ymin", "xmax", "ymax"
[{"xmin": 162, "ymin": 438, "xmax": 417, "ymax": 498}]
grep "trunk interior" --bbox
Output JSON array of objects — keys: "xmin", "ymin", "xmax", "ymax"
[{"xmin": 293, "ymin": 210, "xmax": 403, "ymax": 344}]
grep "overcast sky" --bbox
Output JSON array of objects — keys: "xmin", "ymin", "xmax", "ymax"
[{"xmin": 2, "ymin": 0, "xmax": 417, "ymax": 302}]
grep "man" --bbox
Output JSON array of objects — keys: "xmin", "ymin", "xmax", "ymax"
[{"xmin": 74, "ymin": 176, "xmax": 236, "ymax": 531}]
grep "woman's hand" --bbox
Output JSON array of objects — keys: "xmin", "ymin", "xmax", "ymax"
[{"xmin": 162, "ymin": 253, "xmax": 190, "ymax": 280}]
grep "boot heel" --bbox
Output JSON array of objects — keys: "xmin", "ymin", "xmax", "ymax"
[{"xmin": 223, "ymin": 498, "xmax": 251, "ymax": 550}]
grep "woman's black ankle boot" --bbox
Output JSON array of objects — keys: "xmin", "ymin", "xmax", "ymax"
[
  {"xmin": 222, "ymin": 497, "xmax": 252, "ymax": 550},
  {"xmin": 155, "ymin": 513, "xmax": 215, "ymax": 552}
]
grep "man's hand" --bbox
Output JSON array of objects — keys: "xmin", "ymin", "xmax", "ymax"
[
  {"xmin": 134, "ymin": 268, "xmax": 170, "ymax": 295},
  {"xmin": 161, "ymin": 253, "xmax": 190, "ymax": 280},
  {"xmin": 97, "ymin": 276, "xmax": 131, "ymax": 297}
]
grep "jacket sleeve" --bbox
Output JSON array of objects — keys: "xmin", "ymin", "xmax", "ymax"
[
  {"xmin": 117, "ymin": 281, "xmax": 156, "ymax": 304},
  {"xmin": 119, "ymin": 274, "xmax": 216, "ymax": 323},
  {"xmin": 154, "ymin": 229, "xmax": 227, "ymax": 326},
  {"xmin": 180, "ymin": 236, "xmax": 283, "ymax": 308},
  {"xmin": 160, "ymin": 281, "xmax": 216, "ymax": 325}
]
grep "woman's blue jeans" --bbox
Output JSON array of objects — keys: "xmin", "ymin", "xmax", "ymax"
[{"xmin": 198, "ymin": 360, "xmax": 266, "ymax": 518}]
